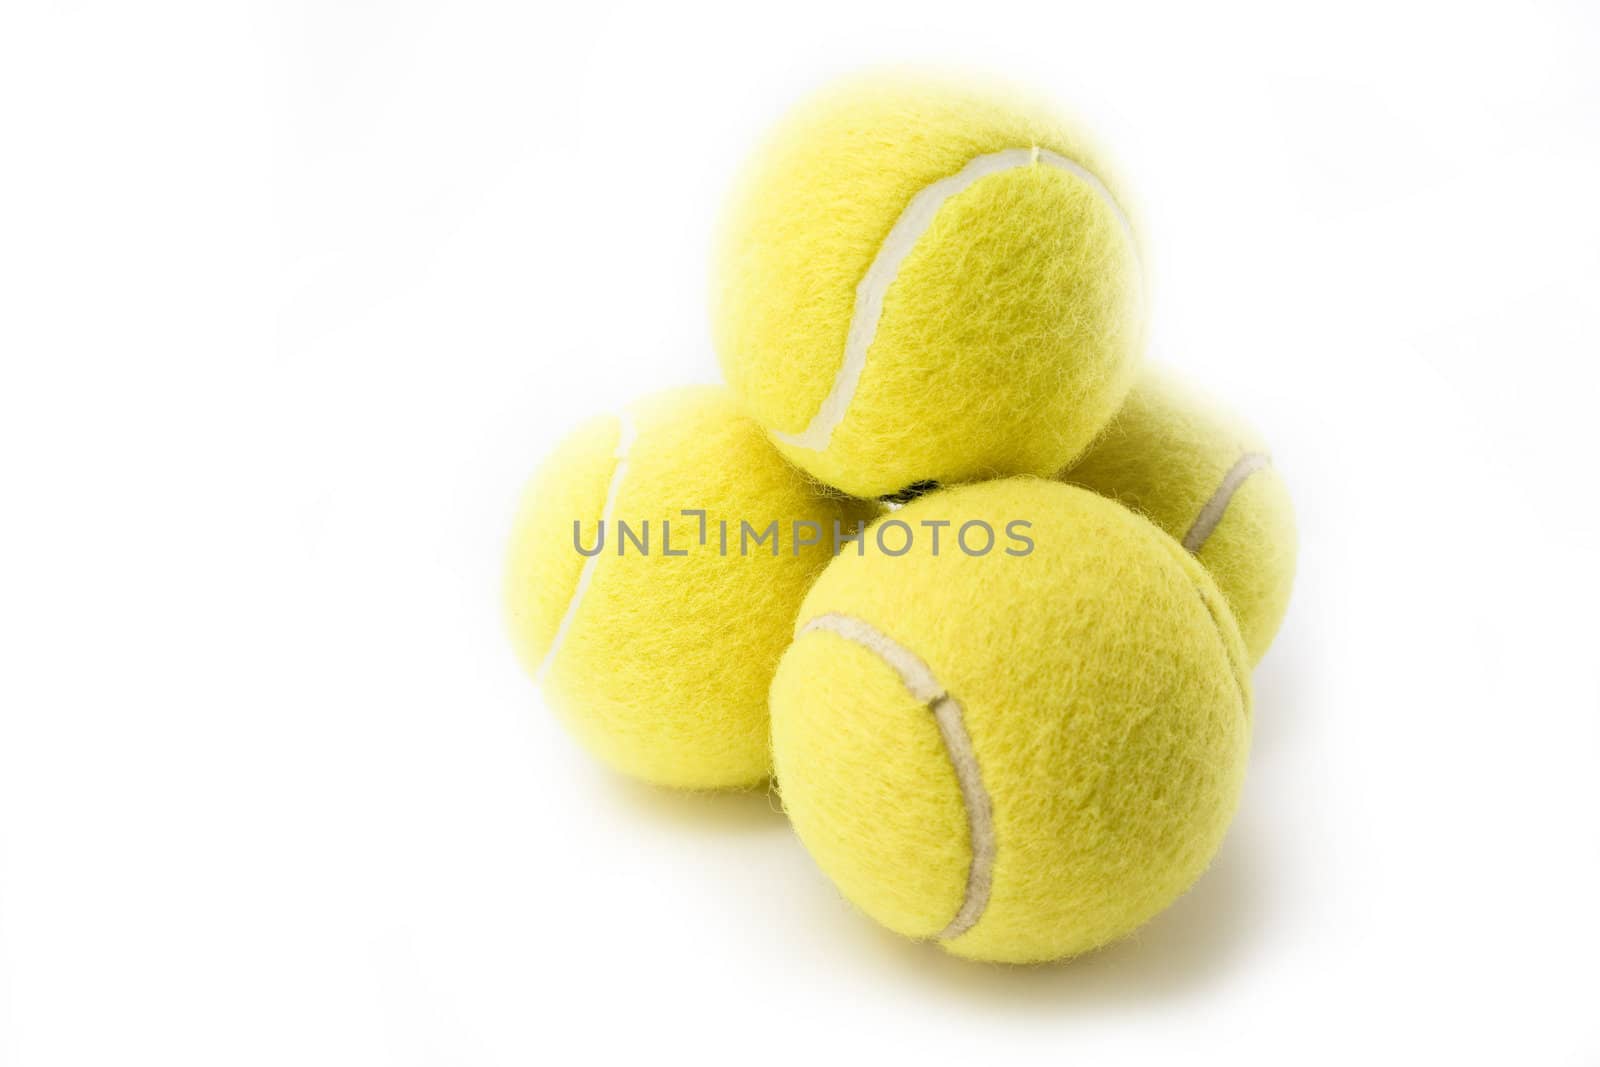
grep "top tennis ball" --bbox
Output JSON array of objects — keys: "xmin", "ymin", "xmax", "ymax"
[{"xmin": 713, "ymin": 71, "xmax": 1145, "ymax": 499}]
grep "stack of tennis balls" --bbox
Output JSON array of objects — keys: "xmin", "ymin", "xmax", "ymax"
[{"xmin": 505, "ymin": 70, "xmax": 1296, "ymax": 965}]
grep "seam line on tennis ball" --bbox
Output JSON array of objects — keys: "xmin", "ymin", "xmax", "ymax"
[
  {"xmin": 799, "ymin": 612, "xmax": 996, "ymax": 940},
  {"xmin": 1182, "ymin": 451, "xmax": 1271, "ymax": 553},
  {"xmin": 772, "ymin": 147, "xmax": 1137, "ymax": 454},
  {"xmin": 1195, "ymin": 587, "xmax": 1251, "ymax": 721},
  {"xmin": 536, "ymin": 412, "xmax": 637, "ymax": 684}
]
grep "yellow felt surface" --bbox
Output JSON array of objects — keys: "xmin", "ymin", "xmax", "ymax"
[
  {"xmin": 770, "ymin": 480, "xmax": 1251, "ymax": 963},
  {"xmin": 506, "ymin": 386, "xmax": 875, "ymax": 790},
  {"xmin": 1063, "ymin": 367, "xmax": 1298, "ymax": 664},
  {"xmin": 714, "ymin": 71, "xmax": 1143, "ymax": 498}
]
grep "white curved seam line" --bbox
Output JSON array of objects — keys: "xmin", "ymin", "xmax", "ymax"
[
  {"xmin": 1182, "ymin": 451, "xmax": 1270, "ymax": 554},
  {"xmin": 772, "ymin": 146, "xmax": 1137, "ymax": 453},
  {"xmin": 536, "ymin": 413, "xmax": 636, "ymax": 684},
  {"xmin": 798, "ymin": 612, "xmax": 996, "ymax": 941}
]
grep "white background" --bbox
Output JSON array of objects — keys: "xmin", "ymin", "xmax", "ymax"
[{"xmin": 2, "ymin": 1, "xmax": 1598, "ymax": 1063}]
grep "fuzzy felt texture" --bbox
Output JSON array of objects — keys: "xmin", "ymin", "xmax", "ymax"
[
  {"xmin": 770, "ymin": 480, "xmax": 1251, "ymax": 963},
  {"xmin": 713, "ymin": 71, "xmax": 1144, "ymax": 498},
  {"xmin": 1063, "ymin": 367, "xmax": 1298, "ymax": 665},
  {"xmin": 506, "ymin": 386, "xmax": 876, "ymax": 790}
]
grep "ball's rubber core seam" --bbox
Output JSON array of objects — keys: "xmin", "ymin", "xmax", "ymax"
[
  {"xmin": 536, "ymin": 412, "xmax": 637, "ymax": 683},
  {"xmin": 1182, "ymin": 451, "xmax": 1270, "ymax": 554},
  {"xmin": 771, "ymin": 147, "xmax": 1137, "ymax": 454},
  {"xmin": 798, "ymin": 611, "xmax": 996, "ymax": 940}
]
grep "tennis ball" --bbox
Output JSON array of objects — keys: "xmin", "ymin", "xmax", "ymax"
[
  {"xmin": 770, "ymin": 479, "xmax": 1251, "ymax": 963},
  {"xmin": 1063, "ymin": 367, "xmax": 1297, "ymax": 665},
  {"xmin": 713, "ymin": 71, "xmax": 1145, "ymax": 499},
  {"xmin": 506, "ymin": 386, "xmax": 875, "ymax": 790}
]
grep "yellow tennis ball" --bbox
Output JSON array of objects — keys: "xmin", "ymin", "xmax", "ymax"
[
  {"xmin": 506, "ymin": 385, "xmax": 875, "ymax": 790},
  {"xmin": 770, "ymin": 480, "xmax": 1251, "ymax": 963},
  {"xmin": 713, "ymin": 71, "xmax": 1145, "ymax": 499},
  {"xmin": 1063, "ymin": 367, "xmax": 1298, "ymax": 665}
]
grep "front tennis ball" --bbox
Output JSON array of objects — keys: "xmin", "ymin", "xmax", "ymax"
[
  {"xmin": 713, "ymin": 71, "xmax": 1145, "ymax": 499},
  {"xmin": 1063, "ymin": 366, "xmax": 1298, "ymax": 665},
  {"xmin": 506, "ymin": 386, "xmax": 875, "ymax": 790},
  {"xmin": 770, "ymin": 480, "xmax": 1250, "ymax": 963}
]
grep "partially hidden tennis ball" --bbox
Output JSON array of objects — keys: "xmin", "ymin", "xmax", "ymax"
[
  {"xmin": 1062, "ymin": 366, "xmax": 1297, "ymax": 665},
  {"xmin": 506, "ymin": 385, "xmax": 876, "ymax": 790},
  {"xmin": 771, "ymin": 480, "xmax": 1250, "ymax": 963},
  {"xmin": 713, "ymin": 71, "xmax": 1145, "ymax": 499}
]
